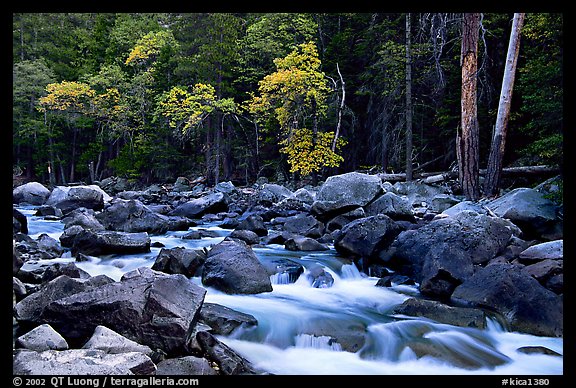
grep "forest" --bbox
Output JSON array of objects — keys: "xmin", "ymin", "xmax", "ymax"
[{"xmin": 12, "ymin": 13, "xmax": 563, "ymax": 197}]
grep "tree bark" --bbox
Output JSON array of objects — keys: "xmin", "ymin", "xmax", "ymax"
[
  {"xmin": 484, "ymin": 13, "xmax": 525, "ymax": 197},
  {"xmin": 458, "ymin": 13, "xmax": 481, "ymax": 201},
  {"xmin": 405, "ymin": 13, "xmax": 414, "ymax": 181}
]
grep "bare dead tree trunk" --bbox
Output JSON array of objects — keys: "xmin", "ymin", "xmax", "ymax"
[
  {"xmin": 331, "ymin": 63, "xmax": 346, "ymax": 152},
  {"xmin": 405, "ymin": 13, "xmax": 414, "ymax": 181},
  {"xmin": 458, "ymin": 13, "xmax": 481, "ymax": 201},
  {"xmin": 484, "ymin": 13, "xmax": 525, "ymax": 197}
]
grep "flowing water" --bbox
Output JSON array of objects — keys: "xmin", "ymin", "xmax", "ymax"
[{"xmin": 16, "ymin": 206, "xmax": 564, "ymax": 375}]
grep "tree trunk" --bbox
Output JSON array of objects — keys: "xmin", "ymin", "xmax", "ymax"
[
  {"xmin": 331, "ymin": 63, "xmax": 346, "ymax": 152},
  {"xmin": 405, "ymin": 13, "xmax": 414, "ymax": 181},
  {"xmin": 484, "ymin": 13, "xmax": 525, "ymax": 197},
  {"xmin": 458, "ymin": 13, "xmax": 481, "ymax": 201}
]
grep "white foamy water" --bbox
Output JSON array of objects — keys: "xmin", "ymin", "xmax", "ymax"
[{"xmin": 16, "ymin": 206, "xmax": 564, "ymax": 375}]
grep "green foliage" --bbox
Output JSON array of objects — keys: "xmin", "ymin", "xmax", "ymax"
[
  {"xmin": 514, "ymin": 13, "xmax": 562, "ymax": 168},
  {"xmin": 125, "ymin": 30, "xmax": 177, "ymax": 66},
  {"xmin": 12, "ymin": 13, "xmax": 563, "ymax": 185}
]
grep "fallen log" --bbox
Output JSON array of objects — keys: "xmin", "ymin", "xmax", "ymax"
[{"xmin": 377, "ymin": 165, "xmax": 559, "ymax": 183}]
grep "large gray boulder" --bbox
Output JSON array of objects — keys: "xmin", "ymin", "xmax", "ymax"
[
  {"xmin": 392, "ymin": 298, "xmax": 486, "ymax": 329},
  {"xmin": 199, "ymin": 303, "xmax": 258, "ymax": 335},
  {"xmin": 202, "ymin": 240, "xmax": 272, "ymax": 294},
  {"xmin": 335, "ymin": 214, "xmax": 402, "ymax": 260},
  {"xmin": 71, "ymin": 230, "xmax": 151, "ymax": 256},
  {"xmin": 45, "ymin": 185, "xmax": 109, "ymax": 214},
  {"xmin": 40, "ymin": 267, "xmax": 207, "ymax": 354},
  {"xmin": 151, "ymin": 247, "xmax": 206, "ymax": 277},
  {"xmin": 364, "ymin": 192, "xmax": 414, "ymax": 221},
  {"xmin": 385, "ymin": 211, "xmax": 513, "ymax": 298},
  {"xmin": 14, "ymin": 275, "xmax": 115, "ymax": 325},
  {"xmin": 257, "ymin": 183, "xmax": 294, "ymax": 205},
  {"xmin": 96, "ymin": 199, "xmax": 171, "ymax": 234},
  {"xmin": 13, "ymin": 182, "xmax": 51, "ymax": 205},
  {"xmin": 487, "ymin": 188, "xmax": 563, "ymax": 240},
  {"xmin": 196, "ymin": 331, "xmax": 261, "ymax": 375},
  {"xmin": 13, "ymin": 349, "xmax": 156, "ymax": 375},
  {"xmin": 451, "ymin": 263, "xmax": 563, "ymax": 337},
  {"xmin": 15, "ymin": 324, "xmax": 69, "ymax": 351},
  {"xmin": 282, "ymin": 214, "xmax": 325, "ymax": 238},
  {"xmin": 169, "ymin": 192, "xmax": 229, "ymax": 219},
  {"xmin": 312, "ymin": 172, "xmax": 384, "ymax": 219},
  {"xmin": 82, "ymin": 325, "xmax": 153, "ymax": 355},
  {"xmin": 392, "ymin": 181, "xmax": 449, "ymax": 207},
  {"xmin": 61, "ymin": 208, "xmax": 105, "ymax": 232},
  {"xmin": 519, "ymin": 240, "xmax": 563, "ymax": 261}
]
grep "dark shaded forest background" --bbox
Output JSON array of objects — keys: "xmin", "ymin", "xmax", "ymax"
[{"xmin": 12, "ymin": 13, "xmax": 563, "ymax": 189}]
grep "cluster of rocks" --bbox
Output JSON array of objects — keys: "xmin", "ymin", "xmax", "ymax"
[{"xmin": 12, "ymin": 172, "xmax": 563, "ymax": 373}]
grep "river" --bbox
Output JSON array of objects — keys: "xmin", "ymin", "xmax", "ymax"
[{"xmin": 16, "ymin": 206, "xmax": 563, "ymax": 375}]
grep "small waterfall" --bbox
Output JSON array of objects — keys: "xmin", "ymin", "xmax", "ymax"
[
  {"xmin": 340, "ymin": 263, "xmax": 364, "ymax": 279},
  {"xmin": 295, "ymin": 334, "xmax": 342, "ymax": 351},
  {"xmin": 270, "ymin": 272, "xmax": 292, "ymax": 285}
]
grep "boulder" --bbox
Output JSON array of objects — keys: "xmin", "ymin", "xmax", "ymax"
[
  {"xmin": 392, "ymin": 181, "xmax": 449, "ymax": 208},
  {"xmin": 282, "ymin": 214, "xmax": 325, "ymax": 238},
  {"xmin": 62, "ymin": 208, "xmax": 105, "ymax": 232},
  {"xmin": 151, "ymin": 247, "xmax": 206, "ymax": 278},
  {"xmin": 82, "ymin": 325, "xmax": 153, "ymax": 355},
  {"xmin": 199, "ymin": 303, "xmax": 258, "ymax": 335},
  {"xmin": 202, "ymin": 240, "xmax": 272, "ymax": 294},
  {"xmin": 257, "ymin": 183, "xmax": 293, "ymax": 205},
  {"xmin": 169, "ymin": 192, "xmax": 229, "ymax": 219},
  {"xmin": 487, "ymin": 187, "xmax": 562, "ymax": 240},
  {"xmin": 96, "ymin": 199, "xmax": 171, "ymax": 234},
  {"xmin": 312, "ymin": 172, "xmax": 384, "ymax": 219},
  {"xmin": 40, "ymin": 262, "xmax": 91, "ymax": 283},
  {"xmin": 519, "ymin": 240, "xmax": 563, "ymax": 261},
  {"xmin": 156, "ymin": 356, "xmax": 218, "ymax": 375},
  {"xmin": 227, "ymin": 230, "xmax": 260, "ymax": 245},
  {"xmin": 441, "ymin": 201, "xmax": 489, "ymax": 217},
  {"xmin": 35, "ymin": 205, "xmax": 64, "ymax": 218},
  {"xmin": 317, "ymin": 172, "xmax": 383, "ymax": 206},
  {"xmin": 15, "ymin": 324, "xmax": 69, "ymax": 351},
  {"xmin": 392, "ymin": 298, "xmax": 486, "ymax": 329},
  {"xmin": 364, "ymin": 192, "xmax": 414, "ymax": 221},
  {"xmin": 71, "ymin": 230, "xmax": 151, "ymax": 256},
  {"xmin": 40, "ymin": 267, "xmax": 207, "ymax": 354},
  {"xmin": 13, "ymin": 349, "xmax": 156, "ymax": 375},
  {"xmin": 235, "ymin": 214, "xmax": 268, "ymax": 236},
  {"xmin": 13, "ymin": 182, "xmax": 51, "ymax": 205},
  {"xmin": 45, "ymin": 185, "xmax": 107, "ymax": 214},
  {"xmin": 284, "ymin": 236, "xmax": 329, "ymax": 252},
  {"xmin": 13, "ymin": 208, "xmax": 28, "ymax": 234},
  {"xmin": 14, "ymin": 275, "xmax": 115, "ymax": 325},
  {"xmin": 196, "ymin": 331, "xmax": 261, "ymax": 375},
  {"xmin": 36, "ymin": 233, "xmax": 64, "ymax": 258},
  {"xmin": 385, "ymin": 211, "xmax": 513, "ymax": 298},
  {"xmin": 292, "ymin": 187, "xmax": 316, "ymax": 204},
  {"xmin": 451, "ymin": 263, "xmax": 563, "ymax": 337},
  {"xmin": 334, "ymin": 214, "xmax": 401, "ymax": 260},
  {"xmin": 13, "ymin": 243, "xmax": 24, "ymax": 275}
]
